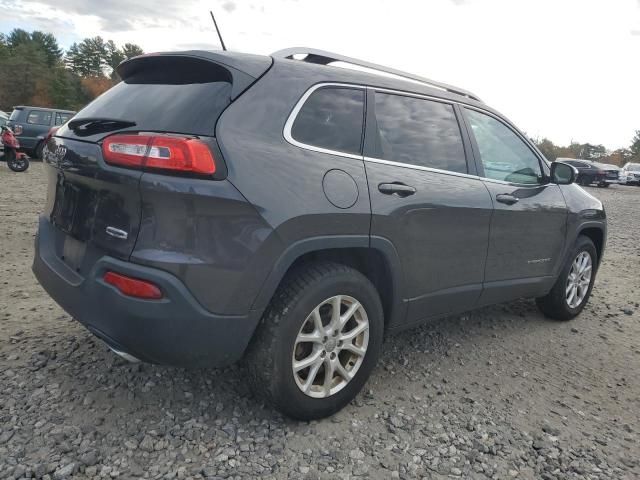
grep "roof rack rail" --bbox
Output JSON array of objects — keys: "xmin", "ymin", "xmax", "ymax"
[{"xmin": 271, "ymin": 47, "xmax": 482, "ymax": 102}]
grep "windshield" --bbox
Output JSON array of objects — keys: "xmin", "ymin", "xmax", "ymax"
[
  {"xmin": 627, "ymin": 163, "xmax": 640, "ymax": 172},
  {"xmin": 9, "ymin": 109, "xmax": 22, "ymax": 121}
]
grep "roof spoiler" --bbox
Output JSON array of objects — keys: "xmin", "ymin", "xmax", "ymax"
[
  {"xmin": 117, "ymin": 51, "xmax": 272, "ymax": 100},
  {"xmin": 272, "ymin": 47, "xmax": 482, "ymax": 102}
]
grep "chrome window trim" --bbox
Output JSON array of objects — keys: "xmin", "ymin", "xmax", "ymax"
[
  {"xmin": 371, "ymin": 86, "xmax": 459, "ymax": 106},
  {"xmin": 283, "ymin": 82, "xmax": 549, "ymax": 187},
  {"xmin": 283, "ymin": 82, "xmax": 366, "ymax": 161},
  {"xmin": 363, "ymin": 156, "xmax": 481, "ymax": 181},
  {"xmin": 365, "ymin": 157, "xmax": 546, "ymax": 187}
]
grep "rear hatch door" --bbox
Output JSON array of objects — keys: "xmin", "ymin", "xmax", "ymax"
[{"xmin": 44, "ymin": 52, "xmax": 272, "ymax": 263}]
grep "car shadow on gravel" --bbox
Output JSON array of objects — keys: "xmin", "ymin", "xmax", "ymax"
[{"xmin": 36, "ymin": 297, "xmax": 554, "ymax": 427}]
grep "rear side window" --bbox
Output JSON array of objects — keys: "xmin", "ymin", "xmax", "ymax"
[
  {"xmin": 73, "ymin": 63, "xmax": 233, "ymax": 137},
  {"xmin": 373, "ymin": 92, "xmax": 467, "ymax": 173},
  {"xmin": 27, "ymin": 110, "xmax": 52, "ymax": 125},
  {"xmin": 55, "ymin": 112, "xmax": 72, "ymax": 126},
  {"xmin": 290, "ymin": 87, "xmax": 365, "ymax": 155}
]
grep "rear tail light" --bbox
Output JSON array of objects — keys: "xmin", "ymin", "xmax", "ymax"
[
  {"xmin": 45, "ymin": 127, "xmax": 58, "ymax": 143},
  {"xmin": 102, "ymin": 134, "xmax": 216, "ymax": 175},
  {"xmin": 103, "ymin": 271, "xmax": 163, "ymax": 299},
  {"xmin": 13, "ymin": 124, "xmax": 23, "ymax": 135}
]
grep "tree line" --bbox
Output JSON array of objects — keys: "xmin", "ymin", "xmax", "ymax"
[
  {"xmin": 1, "ymin": 28, "xmax": 638, "ymax": 167},
  {"xmin": 532, "ymin": 132, "xmax": 640, "ymax": 167},
  {"xmin": 0, "ymin": 29, "xmax": 143, "ymax": 113}
]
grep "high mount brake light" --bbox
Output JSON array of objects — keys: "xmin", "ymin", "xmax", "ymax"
[{"xmin": 102, "ymin": 134, "xmax": 216, "ymax": 174}]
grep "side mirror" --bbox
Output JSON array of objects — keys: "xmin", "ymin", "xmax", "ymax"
[{"xmin": 550, "ymin": 161, "xmax": 577, "ymax": 185}]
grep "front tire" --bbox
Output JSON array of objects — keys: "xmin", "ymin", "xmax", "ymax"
[
  {"xmin": 536, "ymin": 236, "xmax": 597, "ymax": 320},
  {"xmin": 246, "ymin": 262, "xmax": 384, "ymax": 420}
]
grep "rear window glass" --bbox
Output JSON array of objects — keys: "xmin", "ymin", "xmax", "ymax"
[
  {"xmin": 291, "ymin": 87, "xmax": 365, "ymax": 155},
  {"xmin": 73, "ymin": 72, "xmax": 232, "ymax": 136},
  {"xmin": 55, "ymin": 112, "xmax": 72, "ymax": 126},
  {"xmin": 27, "ymin": 110, "xmax": 52, "ymax": 125}
]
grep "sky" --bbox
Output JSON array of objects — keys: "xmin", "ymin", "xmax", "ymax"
[{"xmin": 2, "ymin": 0, "xmax": 639, "ymax": 150}]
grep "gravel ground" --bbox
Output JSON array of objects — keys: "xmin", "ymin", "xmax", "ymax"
[{"xmin": 1, "ymin": 162, "xmax": 639, "ymax": 480}]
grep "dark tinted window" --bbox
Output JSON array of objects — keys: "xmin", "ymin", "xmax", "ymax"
[
  {"xmin": 72, "ymin": 79, "xmax": 231, "ymax": 136},
  {"xmin": 565, "ymin": 160, "xmax": 588, "ymax": 168},
  {"xmin": 55, "ymin": 112, "xmax": 72, "ymax": 126},
  {"xmin": 27, "ymin": 110, "xmax": 52, "ymax": 125},
  {"xmin": 291, "ymin": 87, "xmax": 364, "ymax": 155},
  {"xmin": 465, "ymin": 109, "xmax": 542, "ymax": 184},
  {"xmin": 373, "ymin": 93, "xmax": 467, "ymax": 173}
]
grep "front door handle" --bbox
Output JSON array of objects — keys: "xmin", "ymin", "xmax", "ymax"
[
  {"xmin": 496, "ymin": 193, "xmax": 519, "ymax": 205},
  {"xmin": 378, "ymin": 183, "xmax": 416, "ymax": 197}
]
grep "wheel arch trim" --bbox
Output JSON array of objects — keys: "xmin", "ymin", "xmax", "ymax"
[
  {"xmin": 249, "ymin": 235, "xmax": 406, "ymax": 328},
  {"xmin": 576, "ymin": 222, "xmax": 606, "ymax": 265}
]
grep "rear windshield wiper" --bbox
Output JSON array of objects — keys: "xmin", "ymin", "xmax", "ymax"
[{"xmin": 68, "ymin": 118, "xmax": 136, "ymax": 136}]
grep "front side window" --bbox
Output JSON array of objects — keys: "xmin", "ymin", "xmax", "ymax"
[
  {"xmin": 373, "ymin": 92, "xmax": 467, "ymax": 173},
  {"xmin": 27, "ymin": 110, "xmax": 52, "ymax": 125},
  {"xmin": 565, "ymin": 160, "xmax": 588, "ymax": 168},
  {"xmin": 55, "ymin": 113, "xmax": 72, "ymax": 126},
  {"xmin": 465, "ymin": 109, "xmax": 542, "ymax": 184},
  {"xmin": 290, "ymin": 87, "xmax": 364, "ymax": 155}
]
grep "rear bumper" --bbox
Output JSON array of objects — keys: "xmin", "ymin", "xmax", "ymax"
[{"xmin": 32, "ymin": 217, "xmax": 260, "ymax": 367}]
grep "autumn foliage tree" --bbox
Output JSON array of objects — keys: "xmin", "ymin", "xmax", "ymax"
[
  {"xmin": 532, "ymin": 137, "xmax": 636, "ymax": 167},
  {"xmin": 0, "ymin": 29, "xmax": 143, "ymax": 112}
]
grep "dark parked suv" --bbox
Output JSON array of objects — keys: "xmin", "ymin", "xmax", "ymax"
[
  {"xmin": 7, "ymin": 106, "xmax": 75, "ymax": 158},
  {"xmin": 33, "ymin": 48, "xmax": 606, "ymax": 419}
]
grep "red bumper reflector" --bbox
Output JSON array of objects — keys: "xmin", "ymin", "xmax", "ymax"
[{"xmin": 103, "ymin": 271, "xmax": 163, "ymax": 299}]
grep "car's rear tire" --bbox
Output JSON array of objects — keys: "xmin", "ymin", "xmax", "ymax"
[
  {"xmin": 536, "ymin": 235, "xmax": 597, "ymax": 321},
  {"xmin": 34, "ymin": 141, "xmax": 44, "ymax": 160},
  {"xmin": 246, "ymin": 262, "xmax": 384, "ymax": 420}
]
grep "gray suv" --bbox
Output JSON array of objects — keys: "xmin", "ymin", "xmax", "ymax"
[
  {"xmin": 33, "ymin": 48, "xmax": 606, "ymax": 419},
  {"xmin": 7, "ymin": 106, "xmax": 75, "ymax": 158}
]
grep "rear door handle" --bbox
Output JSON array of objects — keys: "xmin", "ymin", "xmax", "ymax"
[
  {"xmin": 378, "ymin": 183, "xmax": 416, "ymax": 197},
  {"xmin": 495, "ymin": 193, "xmax": 519, "ymax": 205}
]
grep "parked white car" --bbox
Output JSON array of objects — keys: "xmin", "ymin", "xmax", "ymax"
[{"xmin": 622, "ymin": 162, "xmax": 640, "ymax": 186}]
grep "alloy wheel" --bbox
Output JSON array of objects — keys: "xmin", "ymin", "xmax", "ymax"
[
  {"xmin": 292, "ymin": 295, "xmax": 369, "ymax": 398},
  {"xmin": 566, "ymin": 251, "xmax": 592, "ymax": 309}
]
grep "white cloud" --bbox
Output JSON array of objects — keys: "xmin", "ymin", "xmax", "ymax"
[{"xmin": 4, "ymin": 0, "xmax": 640, "ymax": 148}]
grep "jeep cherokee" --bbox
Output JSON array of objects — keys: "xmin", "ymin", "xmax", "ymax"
[{"xmin": 33, "ymin": 48, "xmax": 606, "ymax": 420}]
